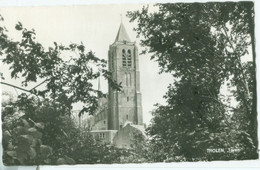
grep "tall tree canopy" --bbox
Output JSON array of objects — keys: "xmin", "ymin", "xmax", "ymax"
[
  {"xmin": 128, "ymin": 2, "xmax": 257, "ymax": 161},
  {"xmin": 0, "ymin": 13, "xmax": 122, "ymax": 165}
]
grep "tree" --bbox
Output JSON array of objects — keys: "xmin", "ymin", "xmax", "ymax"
[
  {"xmin": 2, "ymin": 95, "xmax": 53, "ymax": 165},
  {"xmin": 0, "ymin": 13, "xmax": 124, "ymax": 165},
  {"xmin": 0, "ymin": 14, "xmax": 121, "ymax": 117},
  {"xmin": 127, "ymin": 2, "xmax": 257, "ymax": 161},
  {"xmin": 2, "ymin": 95, "xmax": 131, "ymax": 165}
]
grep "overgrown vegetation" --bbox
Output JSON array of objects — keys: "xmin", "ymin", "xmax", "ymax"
[
  {"xmin": 1, "ymin": 93, "xmax": 143, "ymax": 165},
  {"xmin": 1, "ymin": 2, "xmax": 258, "ymax": 165},
  {"xmin": 127, "ymin": 2, "xmax": 257, "ymax": 161}
]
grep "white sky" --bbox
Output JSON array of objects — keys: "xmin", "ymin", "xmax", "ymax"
[{"xmin": 0, "ymin": 4, "xmax": 173, "ymax": 125}]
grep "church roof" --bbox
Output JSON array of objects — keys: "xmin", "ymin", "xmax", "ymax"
[{"xmin": 114, "ymin": 22, "xmax": 131, "ymax": 42}]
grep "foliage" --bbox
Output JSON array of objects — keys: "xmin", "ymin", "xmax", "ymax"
[
  {"xmin": 128, "ymin": 2, "xmax": 257, "ymax": 161},
  {"xmin": 2, "ymin": 94, "xmax": 131, "ymax": 165},
  {"xmin": 2, "ymin": 99, "xmax": 52, "ymax": 165},
  {"xmin": 0, "ymin": 14, "xmax": 121, "ymax": 116},
  {"xmin": 119, "ymin": 130, "xmax": 150, "ymax": 163},
  {"xmin": 1, "ymin": 2, "xmax": 257, "ymax": 164},
  {"xmin": 0, "ymin": 13, "xmax": 125, "ymax": 165}
]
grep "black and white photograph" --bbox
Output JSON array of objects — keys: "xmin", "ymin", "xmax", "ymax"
[{"xmin": 0, "ymin": 0, "xmax": 259, "ymax": 169}]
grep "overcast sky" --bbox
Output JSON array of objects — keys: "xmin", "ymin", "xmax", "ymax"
[{"xmin": 0, "ymin": 4, "xmax": 173, "ymax": 124}]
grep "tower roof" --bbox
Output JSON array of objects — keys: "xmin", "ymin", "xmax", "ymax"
[{"xmin": 114, "ymin": 22, "xmax": 131, "ymax": 42}]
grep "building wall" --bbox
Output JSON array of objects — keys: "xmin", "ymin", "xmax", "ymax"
[
  {"xmin": 92, "ymin": 104, "xmax": 108, "ymax": 130},
  {"xmin": 113, "ymin": 124, "xmax": 146, "ymax": 148},
  {"xmin": 92, "ymin": 118, "xmax": 107, "ymax": 130},
  {"xmin": 91, "ymin": 130, "xmax": 118, "ymax": 144}
]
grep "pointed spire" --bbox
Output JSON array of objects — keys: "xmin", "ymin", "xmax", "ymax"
[{"xmin": 114, "ymin": 21, "xmax": 131, "ymax": 42}]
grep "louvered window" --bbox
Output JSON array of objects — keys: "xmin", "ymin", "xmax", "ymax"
[
  {"xmin": 127, "ymin": 49, "xmax": 131, "ymax": 67},
  {"xmin": 122, "ymin": 49, "xmax": 126, "ymax": 67}
]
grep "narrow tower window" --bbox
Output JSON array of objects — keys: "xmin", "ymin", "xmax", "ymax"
[
  {"xmin": 125, "ymin": 73, "xmax": 128, "ymax": 86},
  {"xmin": 128, "ymin": 73, "xmax": 131, "ymax": 86},
  {"xmin": 125, "ymin": 73, "xmax": 131, "ymax": 86},
  {"xmin": 122, "ymin": 49, "xmax": 126, "ymax": 67},
  {"xmin": 127, "ymin": 49, "xmax": 131, "ymax": 67},
  {"xmin": 126, "ymin": 114, "xmax": 129, "ymax": 120}
]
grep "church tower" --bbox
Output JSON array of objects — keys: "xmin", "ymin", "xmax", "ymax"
[{"xmin": 107, "ymin": 22, "xmax": 143, "ymax": 130}]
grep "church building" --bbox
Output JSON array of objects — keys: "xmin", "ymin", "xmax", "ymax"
[{"xmin": 89, "ymin": 22, "xmax": 146, "ymax": 148}]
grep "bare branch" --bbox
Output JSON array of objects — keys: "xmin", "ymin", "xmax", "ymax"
[
  {"xmin": 1, "ymin": 81, "xmax": 32, "ymax": 93},
  {"xmin": 30, "ymin": 79, "xmax": 50, "ymax": 91}
]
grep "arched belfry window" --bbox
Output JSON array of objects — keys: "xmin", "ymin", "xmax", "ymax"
[
  {"xmin": 127, "ymin": 50, "xmax": 132, "ymax": 67},
  {"xmin": 122, "ymin": 49, "xmax": 126, "ymax": 67}
]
